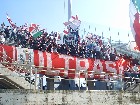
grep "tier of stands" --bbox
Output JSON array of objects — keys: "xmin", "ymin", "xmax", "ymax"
[{"xmin": 0, "ymin": 23, "xmax": 140, "ymax": 90}]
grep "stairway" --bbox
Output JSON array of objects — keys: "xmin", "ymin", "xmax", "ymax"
[{"xmin": 0, "ymin": 63, "xmax": 35, "ymax": 89}]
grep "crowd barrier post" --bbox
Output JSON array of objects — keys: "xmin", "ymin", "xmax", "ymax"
[
  {"xmin": 34, "ymin": 67, "xmax": 37, "ymax": 90},
  {"xmin": 86, "ymin": 70, "xmax": 88, "ymax": 91},
  {"xmin": 30, "ymin": 66, "xmax": 32, "ymax": 90},
  {"xmin": 79, "ymin": 70, "xmax": 80, "ymax": 91}
]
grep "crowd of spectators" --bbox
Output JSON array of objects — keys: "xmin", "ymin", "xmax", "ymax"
[
  {"xmin": 0, "ymin": 23, "xmax": 140, "ymax": 64},
  {"xmin": 1, "ymin": 22, "xmax": 140, "ymax": 90},
  {"xmin": 0, "ymin": 23, "xmax": 117, "ymax": 61}
]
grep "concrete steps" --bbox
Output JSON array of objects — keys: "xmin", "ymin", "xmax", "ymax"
[{"xmin": 0, "ymin": 64, "xmax": 35, "ymax": 89}]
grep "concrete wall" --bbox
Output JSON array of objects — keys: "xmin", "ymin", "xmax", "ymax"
[{"xmin": 0, "ymin": 90, "xmax": 140, "ymax": 105}]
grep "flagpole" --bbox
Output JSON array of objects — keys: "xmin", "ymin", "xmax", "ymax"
[
  {"xmin": 102, "ymin": 32, "xmax": 104, "ymax": 44},
  {"xmin": 89, "ymin": 25, "xmax": 90, "ymax": 32},
  {"xmin": 68, "ymin": 0, "xmax": 72, "ymax": 21},
  {"xmin": 64, "ymin": 0, "xmax": 65, "ymax": 14},
  {"xmin": 118, "ymin": 32, "xmax": 121, "ymax": 53},
  {"xmin": 95, "ymin": 27, "xmax": 96, "ymax": 35},
  {"xmin": 109, "ymin": 27, "xmax": 112, "ymax": 53},
  {"xmin": 84, "ymin": 28, "xmax": 86, "ymax": 37}
]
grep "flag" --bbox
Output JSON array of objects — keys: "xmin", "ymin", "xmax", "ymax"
[
  {"xmin": 30, "ymin": 23, "xmax": 39, "ymax": 29},
  {"xmin": 134, "ymin": 45, "xmax": 139, "ymax": 51},
  {"xmin": 63, "ymin": 15, "xmax": 81, "ymax": 30},
  {"xmin": 33, "ymin": 31, "xmax": 43, "ymax": 38},
  {"xmin": 6, "ymin": 14, "xmax": 16, "ymax": 28},
  {"xmin": 69, "ymin": 16, "xmax": 76, "ymax": 22},
  {"xmin": 28, "ymin": 27, "xmax": 35, "ymax": 32},
  {"xmin": 27, "ymin": 23, "xmax": 40, "ymax": 35},
  {"xmin": 63, "ymin": 22, "xmax": 70, "ymax": 26},
  {"xmin": 129, "ymin": 0, "xmax": 140, "ymax": 50},
  {"xmin": 63, "ymin": 30, "xmax": 69, "ymax": 34}
]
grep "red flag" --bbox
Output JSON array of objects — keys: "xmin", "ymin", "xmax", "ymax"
[
  {"xmin": 71, "ymin": 16, "xmax": 76, "ymax": 20},
  {"xmin": 63, "ymin": 22, "xmax": 70, "ymax": 26},
  {"xmin": 6, "ymin": 14, "xmax": 16, "ymax": 28},
  {"xmin": 63, "ymin": 30, "xmax": 69, "ymax": 34},
  {"xmin": 28, "ymin": 27, "xmax": 35, "ymax": 32},
  {"xmin": 30, "ymin": 23, "xmax": 38, "ymax": 28},
  {"xmin": 134, "ymin": 45, "xmax": 139, "ymax": 51}
]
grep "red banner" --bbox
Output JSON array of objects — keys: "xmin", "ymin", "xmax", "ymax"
[{"xmin": 0, "ymin": 45, "xmax": 125, "ymax": 79}]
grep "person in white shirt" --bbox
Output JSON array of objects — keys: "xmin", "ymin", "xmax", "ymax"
[{"xmin": 0, "ymin": 32, "xmax": 5, "ymax": 44}]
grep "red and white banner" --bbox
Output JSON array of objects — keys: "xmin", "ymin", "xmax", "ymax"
[
  {"xmin": 6, "ymin": 14, "xmax": 16, "ymax": 28},
  {"xmin": 129, "ymin": 0, "xmax": 140, "ymax": 50},
  {"xmin": 0, "ymin": 45, "xmax": 127, "ymax": 79}
]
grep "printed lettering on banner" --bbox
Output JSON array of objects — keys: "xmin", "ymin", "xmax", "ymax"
[{"xmin": 16, "ymin": 47, "xmax": 34, "ymax": 65}]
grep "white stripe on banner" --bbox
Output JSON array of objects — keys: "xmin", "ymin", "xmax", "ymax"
[
  {"xmin": 129, "ymin": 0, "xmax": 137, "ymax": 38},
  {"xmin": 2, "ymin": 48, "xmax": 7, "ymax": 62},
  {"xmin": 12, "ymin": 46, "xmax": 15, "ymax": 62},
  {"xmin": 46, "ymin": 52, "xmax": 52, "ymax": 70},
  {"xmin": 38, "ymin": 51, "xmax": 44, "ymax": 67},
  {"xmin": 16, "ymin": 47, "xmax": 34, "ymax": 65}
]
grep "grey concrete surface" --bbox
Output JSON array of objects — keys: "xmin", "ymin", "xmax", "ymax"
[{"xmin": 0, "ymin": 90, "xmax": 140, "ymax": 105}]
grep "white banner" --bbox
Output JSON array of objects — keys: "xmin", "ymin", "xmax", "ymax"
[{"xmin": 16, "ymin": 47, "xmax": 34, "ymax": 65}]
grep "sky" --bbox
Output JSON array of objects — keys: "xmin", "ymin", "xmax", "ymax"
[{"xmin": 0, "ymin": 0, "xmax": 134, "ymax": 43}]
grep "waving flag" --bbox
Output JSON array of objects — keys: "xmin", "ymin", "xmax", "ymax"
[
  {"xmin": 63, "ymin": 29, "xmax": 69, "ymax": 34},
  {"xmin": 6, "ymin": 14, "xmax": 16, "ymax": 28},
  {"xmin": 33, "ymin": 31, "xmax": 43, "ymax": 38},
  {"xmin": 127, "ymin": 41, "xmax": 139, "ymax": 52},
  {"xmin": 129, "ymin": 0, "xmax": 140, "ymax": 50},
  {"xmin": 63, "ymin": 15, "xmax": 81, "ymax": 30},
  {"xmin": 134, "ymin": 45, "xmax": 139, "ymax": 51},
  {"xmin": 27, "ymin": 23, "xmax": 40, "ymax": 36},
  {"xmin": 30, "ymin": 23, "xmax": 39, "ymax": 29}
]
